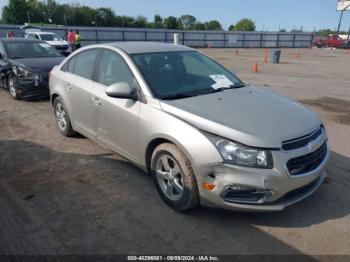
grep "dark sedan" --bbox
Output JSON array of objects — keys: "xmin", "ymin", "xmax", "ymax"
[{"xmin": 0, "ymin": 38, "xmax": 64, "ymax": 100}]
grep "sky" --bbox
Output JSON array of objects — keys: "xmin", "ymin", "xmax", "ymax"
[{"xmin": 0, "ymin": 0, "xmax": 350, "ymax": 32}]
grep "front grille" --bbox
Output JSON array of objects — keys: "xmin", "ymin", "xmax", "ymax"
[
  {"xmin": 282, "ymin": 126, "xmax": 323, "ymax": 151},
  {"xmin": 286, "ymin": 143, "xmax": 327, "ymax": 176}
]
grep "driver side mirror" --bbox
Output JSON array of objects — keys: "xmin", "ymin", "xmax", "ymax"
[{"xmin": 105, "ymin": 82, "xmax": 139, "ymax": 100}]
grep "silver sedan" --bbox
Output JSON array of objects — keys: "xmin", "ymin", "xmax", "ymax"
[{"xmin": 49, "ymin": 42, "xmax": 329, "ymax": 211}]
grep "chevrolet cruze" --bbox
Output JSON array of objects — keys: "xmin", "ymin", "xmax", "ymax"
[{"xmin": 49, "ymin": 42, "xmax": 329, "ymax": 211}]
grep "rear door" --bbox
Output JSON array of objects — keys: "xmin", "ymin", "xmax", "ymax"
[
  {"xmin": 61, "ymin": 49, "xmax": 100, "ymax": 136},
  {"xmin": 91, "ymin": 49, "xmax": 141, "ymax": 162}
]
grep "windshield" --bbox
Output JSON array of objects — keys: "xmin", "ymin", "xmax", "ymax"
[
  {"xmin": 40, "ymin": 33, "xmax": 62, "ymax": 41},
  {"xmin": 4, "ymin": 42, "xmax": 62, "ymax": 59},
  {"xmin": 132, "ymin": 51, "xmax": 244, "ymax": 100}
]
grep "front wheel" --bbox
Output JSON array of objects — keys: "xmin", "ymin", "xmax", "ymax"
[
  {"xmin": 151, "ymin": 143, "xmax": 199, "ymax": 211},
  {"xmin": 8, "ymin": 76, "xmax": 20, "ymax": 100},
  {"xmin": 53, "ymin": 97, "xmax": 76, "ymax": 137}
]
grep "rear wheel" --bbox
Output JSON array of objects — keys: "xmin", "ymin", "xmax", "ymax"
[
  {"xmin": 151, "ymin": 143, "xmax": 199, "ymax": 211},
  {"xmin": 8, "ymin": 76, "xmax": 20, "ymax": 100},
  {"xmin": 54, "ymin": 97, "xmax": 76, "ymax": 137}
]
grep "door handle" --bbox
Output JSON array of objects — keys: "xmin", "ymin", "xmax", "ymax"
[{"xmin": 92, "ymin": 97, "xmax": 102, "ymax": 106}]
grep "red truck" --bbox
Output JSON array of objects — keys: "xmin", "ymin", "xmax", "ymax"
[{"xmin": 315, "ymin": 35, "xmax": 350, "ymax": 48}]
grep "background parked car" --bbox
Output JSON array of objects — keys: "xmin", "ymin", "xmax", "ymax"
[
  {"xmin": 0, "ymin": 38, "xmax": 64, "ymax": 100},
  {"xmin": 314, "ymin": 35, "xmax": 350, "ymax": 49},
  {"xmin": 22, "ymin": 26, "xmax": 71, "ymax": 56}
]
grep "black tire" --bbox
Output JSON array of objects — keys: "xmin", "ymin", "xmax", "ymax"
[
  {"xmin": 151, "ymin": 143, "xmax": 199, "ymax": 211},
  {"xmin": 7, "ymin": 75, "xmax": 20, "ymax": 100},
  {"xmin": 53, "ymin": 97, "xmax": 76, "ymax": 137}
]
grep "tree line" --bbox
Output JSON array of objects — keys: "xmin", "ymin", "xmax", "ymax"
[{"xmin": 0, "ymin": 0, "xmax": 257, "ymax": 31}]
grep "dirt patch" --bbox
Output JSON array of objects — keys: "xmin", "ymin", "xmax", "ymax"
[{"xmin": 299, "ymin": 97, "xmax": 350, "ymax": 125}]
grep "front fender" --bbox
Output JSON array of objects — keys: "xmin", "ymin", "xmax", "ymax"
[{"xmin": 139, "ymin": 101, "xmax": 223, "ymax": 169}]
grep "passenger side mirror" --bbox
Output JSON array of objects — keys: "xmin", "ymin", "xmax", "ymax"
[{"xmin": 105, "ymin": 82, "xmax": 139, "ymax": 100}]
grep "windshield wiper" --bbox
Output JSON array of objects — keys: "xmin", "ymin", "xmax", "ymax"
[
  {"xmin": 213, "ymin": 84, "xmax": 246, "ymax": 92},
  {"xmin": 161, "ymin": 93, "xmax": 195, "ymax": 100},
  {"xmin": 195, "ymin": 84, "xmax": 246, "ymax": 95},
  {"xmin": 161, "ymin": 84, "xmax": 246, "ymax": 100}
]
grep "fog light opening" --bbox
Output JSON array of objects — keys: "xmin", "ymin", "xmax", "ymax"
[{"xmin": 222, "ymin": 185, "xmax": 274, "ymax": 204}]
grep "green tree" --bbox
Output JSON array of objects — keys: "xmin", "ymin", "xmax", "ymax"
[
  {"xmin": 204, "ymin": 20, "xmax": 222, "ymax": 31},
  {"xmin": 2, "ymin": 0, "xmax": 28, "ymax": 24},
  {"xmin": 230, "ymin": 18, "xmax": 256, "ymax": 31},
  {"xmin": 180, "ymin": 15, "xmax": 196, "ymax": 30},
  {"xmin": 154, "ymin": 14, "xmax": 163, "ymax": 28},
  {"xmin": 163, "ymin": 16, "xmax": 179, "ymax": 29},
  {"xmin": 192, "ymin": 22, "xmax": 205, "ymax": 30},
  {"xmin": 133, "ymin": 16, "xmax": 147, "ymax": 28}
]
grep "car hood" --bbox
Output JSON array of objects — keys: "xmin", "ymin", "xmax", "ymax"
[
  {"xmin": 10, "ymin": 57, "xmax": 64, "ymax": 73},
  {"xmin": 160, "ymin": 85, "xmax": 321, "ymax": 148},
  {"xmin": 46, "ymin": 40, "xmax": 69, "ymax": 46}
]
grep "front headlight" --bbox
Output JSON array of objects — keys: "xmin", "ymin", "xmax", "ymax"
[
  {"xmin": 17, "ymin": 66, "xmax": 31, "ymax": 77},
  {"xmin": 17, "ymin": 67, "xmax": 39, "ymax": 79},
  {"xmin": 206, "ymin": 134, "xmax": 273, "ymax": 169}
]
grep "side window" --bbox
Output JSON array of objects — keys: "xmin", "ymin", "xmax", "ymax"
[
  {"xmin": 96, "ymin": 49, "xmax": 134, "ymax": 87},
  {"xmin": 73, "ymin": 49, "xmax": 99, "ymax": 80},
  {"xmin": 61, "ymin": 55, "xmax": 77, "ymax": 72},
  {"xmin": 67, "ymin": 56, "xmax": 77, "ymax": 72}
]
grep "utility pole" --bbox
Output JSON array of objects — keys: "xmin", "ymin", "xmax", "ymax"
[
  {"xmin": 94, "ymin": 13, "xmax": 99, "ymax": 43},
  {"xmin": 64, "ymin": 13, "xmax": 67, "ymax": 26},
  {"xmin": 27, "ymin": 11, "xmax": 31, "ymax": 24},
  {"xmin": 337, "ymin": 3, "xmax": 350, "ymax": 36}
]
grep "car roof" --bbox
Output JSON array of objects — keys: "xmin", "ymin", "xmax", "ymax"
[
  {"xmin": 105, "ymin": 41, "xmax": 194, "ymax": 54},
  {"xmin": 0, "ymin": 38, "xmax": 46, "ymax": 43}
]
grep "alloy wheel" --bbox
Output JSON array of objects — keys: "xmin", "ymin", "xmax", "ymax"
[
  {"xmin": 55, "ymin": 102, "xmax": 68, "ymax": 131},
  {"xmin": 156, "ymin": 154, "xmax": 184, "ymax": 201}
]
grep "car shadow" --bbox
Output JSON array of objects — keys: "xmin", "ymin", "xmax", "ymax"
[{"xmin": 0, "ymin": 139, "xmax": 346, "ymax": 256}]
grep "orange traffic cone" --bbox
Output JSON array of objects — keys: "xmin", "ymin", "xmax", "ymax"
[
  {"xmin": 296, "ymin": 52, "xmax": 301, "ymax": 59},
  {"xmin": 235, "ymin": 49, "xmax": 239, "ymax": 55},
  {"xmin": 252, "ymin": 62, "xmax": 259, "ymax": 73}
]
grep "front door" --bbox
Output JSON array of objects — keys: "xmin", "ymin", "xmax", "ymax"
[{"xmin": 91, "ymin": 49, "xmax": 141, "ymax": 162}]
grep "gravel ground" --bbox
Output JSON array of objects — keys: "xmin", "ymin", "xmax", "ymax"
[{"xmin": 0, "ymin": 48, "xmax": 349, "ymax": 256}]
